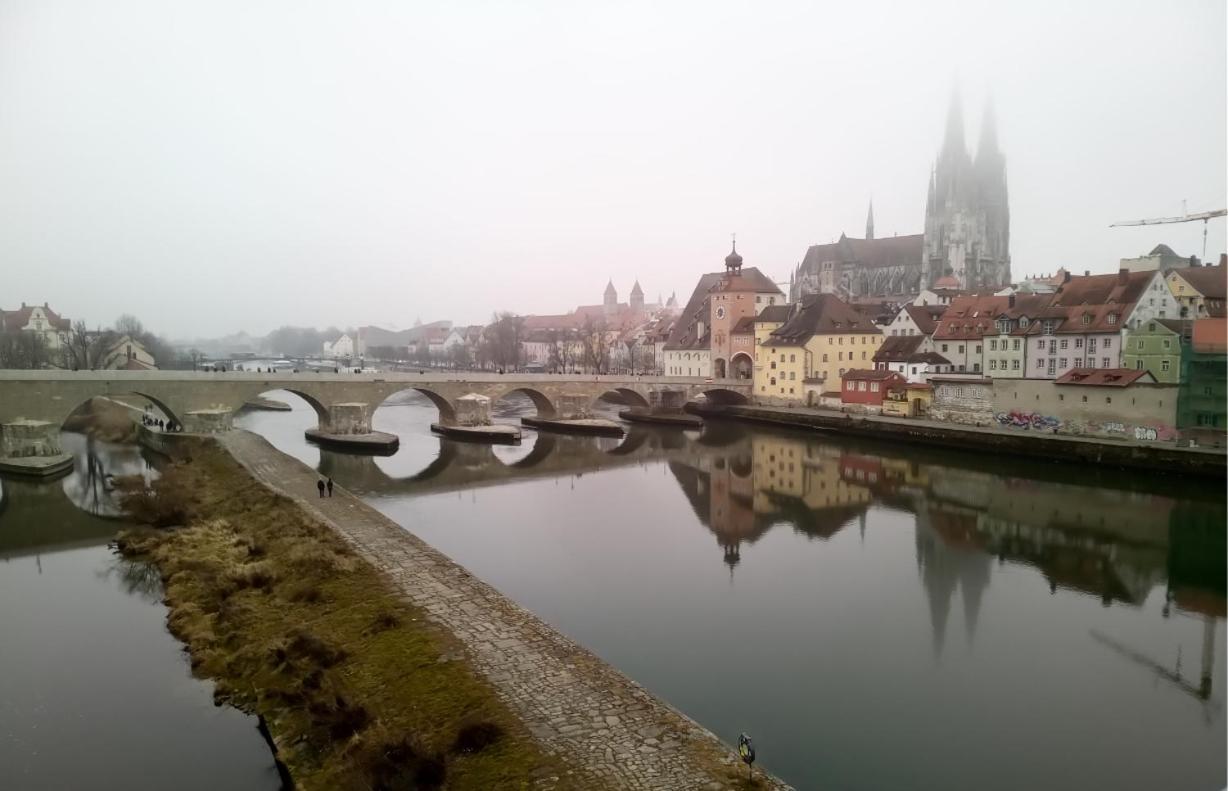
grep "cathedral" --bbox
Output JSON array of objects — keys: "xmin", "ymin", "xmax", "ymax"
[{"xmin": 790, "ymin": 93, "xmax": 1011, "ymax": 301}]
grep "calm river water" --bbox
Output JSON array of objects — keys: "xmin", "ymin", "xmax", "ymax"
[
  {"xmin": 0, "ymin": 433, "xmax": 282, "ymax": 791},
  {"xmin": 234, "ymin": 390, "xmax": 1227, "ymax": 791}
]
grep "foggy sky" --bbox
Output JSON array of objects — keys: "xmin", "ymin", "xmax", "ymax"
[{"xmin": 1, "ymin": 0, "xmax": 1224, "ymax": 339}]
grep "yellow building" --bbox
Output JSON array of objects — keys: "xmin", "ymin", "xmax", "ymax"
[
  {"xmin": 755, "ymin": 294, "xmax": 883, "ymax": 404},
  {"xmin": 1165, "ymin": 264, "xmax": 1226, "ymax": 319}
]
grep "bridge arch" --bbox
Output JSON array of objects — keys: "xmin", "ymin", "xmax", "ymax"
[
  {"xmin": 700, "ymin": 387, "xmax": 749, "ymax": 406},
  {"xmin": 592, "ymin": 388, "xmax": 650, "ymax": 412},
  {"xmin": 60, "ymin": 391, "xmax": 184, "ymax": 430},
  {"xmin": 730, "ymin": 353, "xmax": 753, "ymax": 380},
  {"xmin": 265, "ymin": 388, "xmax": 329, "ymax": 425},
  {"xmin": 494, "ymin": 387, "xmax": 557, "ymax": 419},
  {"xmin": 376, "ymin": 387, "xmax": 457, "ymax": 425}
]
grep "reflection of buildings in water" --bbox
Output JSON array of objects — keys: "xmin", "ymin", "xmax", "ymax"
[
  {"xmin": 914, "ymin": 508, "xmax": 993, "ymax": 657},
  {"xmin": 0, "ymin": 474, "xmax": 119, "ymax": 557}
]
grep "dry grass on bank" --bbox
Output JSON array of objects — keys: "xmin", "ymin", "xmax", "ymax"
[{"xmin": 116, "ymin": 443, "xmax": 581, "ymax": 790}]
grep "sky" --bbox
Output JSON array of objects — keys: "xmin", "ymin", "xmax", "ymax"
[{"xmin": 1, "ymin": 0, "xmax": 1224, "ymax": 339}]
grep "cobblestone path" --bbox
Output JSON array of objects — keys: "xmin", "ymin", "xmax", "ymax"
[{"xmin": 220, "ymin": 430, "xmax": 792, "ymax": 791}]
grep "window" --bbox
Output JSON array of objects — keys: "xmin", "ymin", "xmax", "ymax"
[
  {"xmin": 1135, "ymin": 359, "xmax": 1143, "ymax": 370},
  {"xmin": 845, "ymin": 381, "xmax": 853, "ymax": 390},
  {"xmin": 941, "ymin": 344, "xmax": 949, "ymax": 352},
  {"xmin": 1081, "ymin": 395, "xmax": 1088, "ymax": 403},
  {"xmin": 958, "ymin": 345, "xmax": 965, "ymax": 353},
  {"xmin": 1012, "ymin": 339, "xmax": 1020, "ymax": 351},
  {"xmin": 1102, "ymin": 357, "xmax": 1110, "ymax": 368},
  {"xmin": 1037, "ymin": 340, "xmax": 1044, "ymax": 349},
  {"xmin": 790, "ymin": 354, "xmax": 796, "ymax": 363},
  {"xmin": 1103, "ymin": 338, "xmax": 1111, "ymax": 348},
  {"xmin": 1107, "ymin": 314, "xmax": 1117, "ymax": 325},
  {"xmin": 1074, "ymin": 357, "xmax": 1082, "ymax": 367},
  {"xmin": 1036, "ymin": 359, "xmax": 1044, "ymax": 369},
  {"xmin": 861, "ymin": 351, "xmax": 866, "ymax": 360},
  {"xmin": 822, "ymin": 354, "xmax": 828, "ymax": 362},
  {"xmin": 1059, "ymin": 358, "xmax": 1067, "ymax": 369},
  {"xmin": 1000, "ymin": 359, "xmax": 1007, "ymax": 370},
  {"xmin": 989, "ymin": 359, "xmax": 997, "ymax": 370},
  {"xmin": 770, "ymin": 377, "xmax": 776, "ymax": 386},
  {"xmin": 789, "ymin": 371, "xmax": 796, "ymax": 381},
  {"xmin": 1019, "ymin": 317, "xmax": 1029, "ymax": 328},
  {"xmin": 839, "ymin": 337, "xmax": 844, "ymax": 345},
  {"xmin": 1012, "ymin": 359, "xmax": 1020, "ymax": 370},
  {"xmin": 1043, "ymin": 320, "xmax": 1055, "ymax": 334},
  {"xmin": 1136, "ymin": 340, "xmax": 1144, "ymax": 350},
  {"xmin": 1082, "ymin": 314, "xmax": 1091, "ymax": 325},
  {"xmin": 870, "ymin": 382, "xmax": 880, "ymax": 392},
  {"xmin": 858, "ymin": 381, "xmax": 866, "ymax": 391},
  {"xmin": 1060, "ymin": 339, "xmax": 1068, "ymax": 349},
  {"xmin": 975, "ymin": 344, "xmax": 982, "ymax": 354},
  {"xmin": 990, "ymin": 339, "xmax": 998, "ymax": 351},
  {"xmin": 1161, "ymin": 359, "xmax": 1170, "ymax": 372},
  {"xmin": 1106, "ymin": 396, "xmax": 1112, "ymax": 404},
  {"xmin": 838, "ymin": 352, "xmax": 843, "ymax": 361},
  {"xmin": 770, "ymin": 361, "xmax": 776, "ymax": 369},
  {"xmin": 1162, "ymin": 339, "xmax": 1171, "ymax": 350},
  {"xmin": 1075, "ymin": 338, "xmax": 1083, "ymax": 348}
]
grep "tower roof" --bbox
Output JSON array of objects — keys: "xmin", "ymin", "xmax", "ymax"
[
  {"xmin": 725, "ymin": 240, "xmax": 743, "ymax": 269},
  {"xmin": 604, "ymin": 279, "xmax": 617, "ymax": 296},
  {"xmin": 630, "ymin": 280, "xmax": 643, "ymax": 296}
]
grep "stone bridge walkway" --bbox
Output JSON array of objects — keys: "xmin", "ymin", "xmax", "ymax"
[{"xmin": 219, "ymin": 430, "xmax": 791, "ymax": 791}]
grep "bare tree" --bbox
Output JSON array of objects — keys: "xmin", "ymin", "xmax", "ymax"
[
  {"xmin": 0, "ymin": 331, "xmax": 51, "ymax": 369},
  {"xmin": 483, "ymin": 312, "xmax": 525, "ymax": 371},
  {"xmin": 64, "ymin": 322, "xmax": 114, "ymax": 370},
  {"xmin": 579, "ymin": 316, "xmax": 610, "ymax": 374}
]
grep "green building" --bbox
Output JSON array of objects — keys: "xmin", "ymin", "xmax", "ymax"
[
  {"xmin": 1177, "ymin": 318, "xmax": 1227, "ymax": 443},
  {"xmin": 1124, "ymin": 319, "xmax": 1190, "ymax": 384}
]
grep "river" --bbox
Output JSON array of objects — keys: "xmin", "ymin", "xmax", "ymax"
[
  {"xmin": 0, "ymin": 433, "xmax": 283, "ymax": 791},
  {"xmin": 233, "ymin": 390, "xmax": 1226, "ymax": 791}
]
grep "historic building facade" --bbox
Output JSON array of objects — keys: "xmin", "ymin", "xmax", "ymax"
[
  {"xmin": 921, "ymin": 96, "xmax": 1011, "ymax": 291},
  {"xmin": 791, "ymin": 92, "xmax": 1011, "ymax": 302}
]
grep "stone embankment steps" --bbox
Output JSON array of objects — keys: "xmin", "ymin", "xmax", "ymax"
[{"xmin": 218, "ymin": 430, "xmax": 792, "ymax": 791}]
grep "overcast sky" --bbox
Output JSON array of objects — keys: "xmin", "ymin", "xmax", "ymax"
[{"xmin": 1, "ymin": 1, "xmax": 1224, "ymax": 339}]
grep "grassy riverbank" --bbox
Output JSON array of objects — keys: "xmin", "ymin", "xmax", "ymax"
[{"xmin": 116, "ymin": 441, "xmax": 581, "ymax": 790}]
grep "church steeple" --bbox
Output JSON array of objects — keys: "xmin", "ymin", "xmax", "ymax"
[
  {"xmin": 865, "ymin": 200, "xmax": 875, "ymax": 240},
  {"xmin": 603, "ymin": 279, "xmax": 618, "ymax": 314}
]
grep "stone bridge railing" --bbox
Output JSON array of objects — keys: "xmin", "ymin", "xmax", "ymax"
[{"xmin": 0, "ymin": 370, "xmax": 751, "ymax": 465}]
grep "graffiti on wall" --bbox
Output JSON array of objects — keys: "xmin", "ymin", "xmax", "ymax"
[{"xmin": 991, "ymin": 411, "xmax": 1176, "ymax": 441}]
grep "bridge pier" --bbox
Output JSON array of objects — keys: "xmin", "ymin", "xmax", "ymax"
[
  {"xmin": 521, "ymin": 393, "xmax": 624, "ymax": 437},
  {"xmin": 619, "ymin": 388, "xmax": 704, "ymax": 428},
  {"xmin": 0, "ymin": 419, "xmax": 73, "ymax": 477},
  {"xmin": 305, "ymin": 402, "xmax": 399, "ymax": 454},
  {"xmin": 431, "ymin": 393, "xmax": 521, "ymax": 444}
]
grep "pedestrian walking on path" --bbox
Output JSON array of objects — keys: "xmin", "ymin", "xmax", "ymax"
[
  {"xmin": 326, "ymin": 478, "xmax": 334, "ymax": 497},
  {"xmin": 316, "ymin": 479, "xmax": 325, "ymax": 498}
]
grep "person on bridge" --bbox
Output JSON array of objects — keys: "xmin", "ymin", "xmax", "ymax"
[
  {"xmin": 316, "ymin": 479, "xmax": 326, "ymax": 498},
  {"xmin": 326, "ymin": 478, "xmax": 334, "ymax": 497}
]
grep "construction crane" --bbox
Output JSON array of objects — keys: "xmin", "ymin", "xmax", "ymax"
[{"xmin": 1110, "ymin": 206, "xmax": 1227, "ymax": 260}]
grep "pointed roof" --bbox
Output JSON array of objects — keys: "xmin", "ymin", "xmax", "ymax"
[
  {"xmin": 942, "ymin": 87, "xmax": 965, "ymax": 157},
  {"xmin": 604, "ymin": 279, "xmax": 617, "ymax": 296},
  {"xmin": 865, "ymin": 200, "xmax": 875, "ymax": 240},
  {"xmin": 630, "ymin": 280, "xmax": 643, "ymax": 296},
  {"xmin": 976, "ymin": 97, "xmax": 999, "ymax": 159}
]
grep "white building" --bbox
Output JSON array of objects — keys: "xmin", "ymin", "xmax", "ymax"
[
  {"xmin": 1, "ymin": 302, "xmax": 72, "ymax": 350},
  {"xmin": 323, "ymin": 333, "xmax": 355, "ymax": 358}
]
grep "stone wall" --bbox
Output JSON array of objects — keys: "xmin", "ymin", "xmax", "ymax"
[
  {"xmin": 0, "ymin": 419, "xmax": 62, "ymax": 458},
  {"xmin": 991, "ymin": 379, "xmax": 1179, "ymax": 440},
  {"xmin": 928, "ymin": 379, "xmax": 995, "ymax": 426}
]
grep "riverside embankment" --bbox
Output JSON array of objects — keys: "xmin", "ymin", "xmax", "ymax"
[
  {"xmin": 127, "ymin": 430, "xmax": 788, "ymax": 791},
  {"xmin": 695, "ymin": 403, "xmax": 1226, "ymax": 478}
]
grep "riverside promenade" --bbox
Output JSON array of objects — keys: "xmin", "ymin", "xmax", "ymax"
[
  {"xmin": 698, "ymin": 404, "xmax": 1226, "ymax": 478},
  {"xmin": 218, "ymin": 430, "xmax": 791, "ymax": 791}
]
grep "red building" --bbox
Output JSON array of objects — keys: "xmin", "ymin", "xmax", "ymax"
[{"xmin": 841, "ymin": 368, "xmax": 906, "ymax": 408}]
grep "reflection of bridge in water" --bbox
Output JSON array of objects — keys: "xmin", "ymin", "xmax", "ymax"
[{"xmin": 317, "ymin": 421, "xmax": 751, "ymax": 496}]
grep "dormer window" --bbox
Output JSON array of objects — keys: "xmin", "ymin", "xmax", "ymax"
[
  {"xmin": 997, "ymin": 319, "xmax": 1010, "ymax": 334},
  {"xmin": 1043, "ymin": 320, "xmax": 1055, "ymax": 335},
  {"xmin": 1081, "ymin": 314, "xmax": 1091, "ymax": 325},
  {"xmin": 1019, "ymin": 317, "xmax": 1029, "ymax": 328},
  {"xmin": 1107, "ymin": 313, "xmax": 1117, "ymax": 325}
]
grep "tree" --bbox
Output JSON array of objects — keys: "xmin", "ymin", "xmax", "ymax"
[
  {"xmin": 579, "ymin": 316, "xmax": 610, "ymax": 374},
  {"xmin": 0, "ymin": 331, "xmax": 51, "ymax": 369},
  {"xmin": 482, "ymin": 312, "xmax": 525, "ymax": 372},
  {"xmin": 64, "ymin": 322, "xmax": 115, "ymax": 370},
  {"xmin": 448, "ymin": 342, "xmax": 471, "ymax": 370}
]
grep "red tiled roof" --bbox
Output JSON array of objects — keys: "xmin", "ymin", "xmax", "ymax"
[
  {"xmin": 1170, "ymin": 265, "xmax": 1227, "ymax": 300},
  {"xmin": 1054, "ymin": 368, "xmax": 1156, "ymax": 387},
  {"xmin": 842, "ymin": 368, "xmax": 906, "ymax": 381},
  {"xmin": 873, "ymin": 335, "xmax": 924, "ymax": 362},
  {"xmin": 766, "ymin": 293, "xmax": 882, "ymax": 346},
  {"xmin": 731, "ymin": 316, "xmax": 756, "ymax": 334},
  {"xmin": 1192, "ymin": 318, "xmax": 1227, "ymax": 353},
  {"xmin": 903, "ymin": 304, "xmax": 944, "ymax": 334},
  {"xmin": 1, "ymin": 303, "xmax": 71, "ymax": 332}
]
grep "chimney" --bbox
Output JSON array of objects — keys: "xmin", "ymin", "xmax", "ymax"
[
  {"xmin": 1064, "ymin": 271, "xmax": 1072, "ymax": 283},
  {"xmin": 1083, "ymin": 270, "xmax": 1090, "ymax": 277},
  {"xmin": 1118, "ymin": 268, "xmax": 1129, "ymax": 285},
  {"xmin": 1008, "ymin": 294, "xmax": 1016, "ymax": 308}
]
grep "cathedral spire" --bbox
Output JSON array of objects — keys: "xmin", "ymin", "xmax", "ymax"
[
  {"xmin": 976, "ymin": 97, "xmax": 999, "ymax": 160},
  {"xmin": 865, "ymin": 199, "xmax": 875, "ymax": 240},
  {"xmin": 942, "ymin": 86, "xmax": 965, "ymax": 158}
]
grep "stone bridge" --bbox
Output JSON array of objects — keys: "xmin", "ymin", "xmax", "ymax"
[{"xmin": 0, "ymin": 370, "xmax": 751, "ymax": 466}]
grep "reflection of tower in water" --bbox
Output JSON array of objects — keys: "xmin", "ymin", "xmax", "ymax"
[{"xmin": 914, "ymin": 506, "xmax": 993, "ymax": 658}]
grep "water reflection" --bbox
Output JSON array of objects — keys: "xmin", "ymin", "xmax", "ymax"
[
  {"xmin": 0, "ymin": 465, "xmax": 280, "ymax": 790},
  {"xmin": 236, "ymin": 395, "xmax": 1226, "ymax": 791}
]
